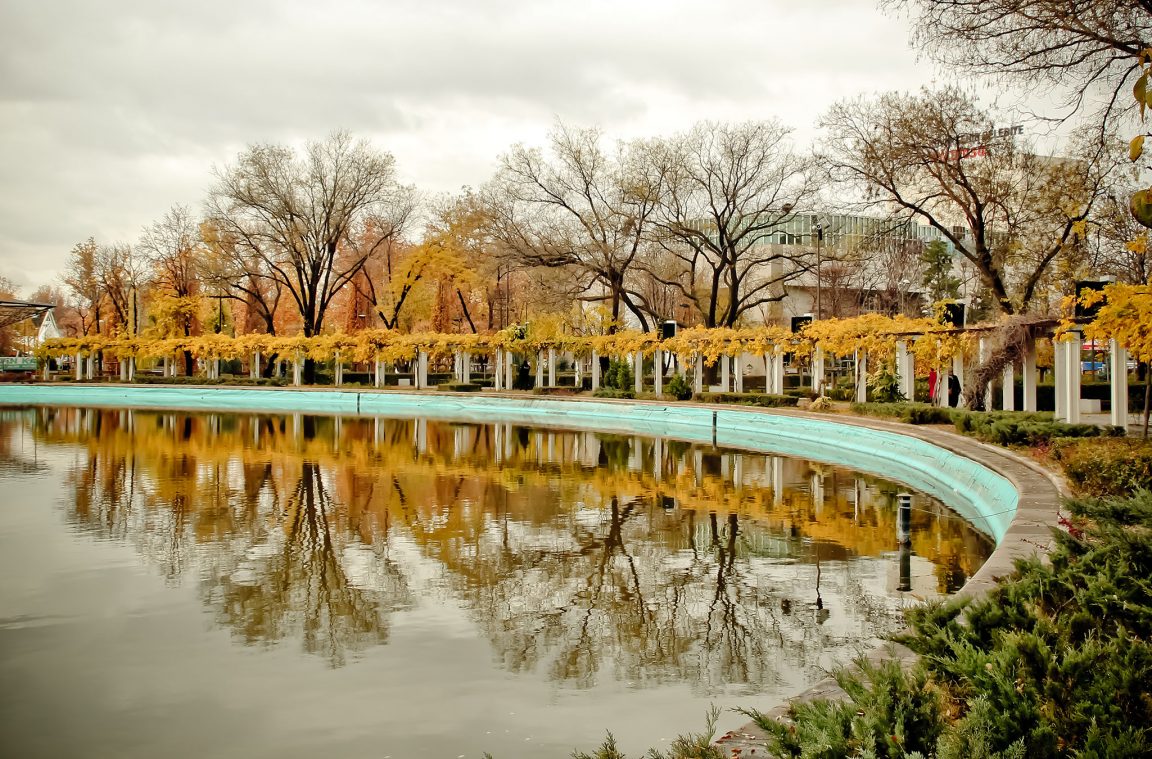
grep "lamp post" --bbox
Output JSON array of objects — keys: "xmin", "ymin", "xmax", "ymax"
[
  {"xmin": 814, "ymin": 222, "xmax": 824, "ymax": 320},
  {"xmin": 781, "ymin": 204, "xmax": 824, "ymax": 320}
]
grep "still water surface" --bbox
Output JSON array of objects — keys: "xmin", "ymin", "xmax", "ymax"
[{"xmin": 0, "ymin": 406, "xmax": 993, "ymax": 757}]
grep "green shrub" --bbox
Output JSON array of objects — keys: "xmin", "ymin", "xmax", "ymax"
[
  {"xmin": 851, "ymin": 401, "xmax": 954, "ymax": 425},
  {"xmin": 867, "ymin": 367, "xmax": 906, "ymax": 403},
  {"xmin": 592, "ymin": 387, "xmax": 635, "ymax": 399},
  {"xmin": 132, "ymin": 375, "xmax": 289, "ymax": 387},
  {"xmin": 1052, "ymin": 438, "xmax": 1152, "ymax": 497},
  {"xmin": 437, "ymin": 382, "xmax": 483, "ymax": 392},
  {"xmin": 695, "ymin": 392, "xmax": 799, "ymax": 407},
  {"xmin": 740, "ymin": 490, "xmax": 1152, "ymax": 758},
  {"xmin": 602, "ymin": 359, "xmax": 634, "ymax": 391},
  {"xmin": 951, "ymin": 410, "xmax": 1116, "ymax": 446},
  {"xmin": 531, "ymin": 385, "xmax": 580, "ymax": 396},
  {"xmin": 664, "ymin": 373, "xmax": 693, "ymax": 401}
]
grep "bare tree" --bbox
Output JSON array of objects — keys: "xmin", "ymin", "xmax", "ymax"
[
  {"xmin": 1090, "ymin": 189, "xmax": 1152, "ymax": 284},
  {"xmin": 821, "ymin": 87, "xmax": 1118, "ymax": 315},
  {"xmin": 886, "ymin": 0, "xmax": 1152, "ymax": 130},
  {"xmin": 94, "ymin": 243, "xmax": 149, "ymax": 335},
  {"xmin": 207, "ymin": 132, "xmax": 408, "ymax": 377},
  {"xmin": 640, "ymin": 121, "xmax": 814, "ymax": 328},
  {"xmin": 200, "ymin": 221, "xmax": 284, "ymax": 338},
  {"xmin": 61, "ymin": 238, "xmax": 103, "ymax": 335},
  {"xmin": 489, "ymin": 123, "xmax": 657, "ymax": 330}
]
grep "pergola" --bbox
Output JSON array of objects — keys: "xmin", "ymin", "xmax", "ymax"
[{"xmin": 0, "ymin": 299, "xmax": 52, "ymax": 330}]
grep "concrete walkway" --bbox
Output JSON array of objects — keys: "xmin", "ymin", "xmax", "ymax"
[{"xmin": 712, "ymin": 408, "xmax": 1068, "ymax": 755}]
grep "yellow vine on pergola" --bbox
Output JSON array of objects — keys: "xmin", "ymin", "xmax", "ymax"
[
  {"xmin": 802, "ymin": 314, "xmax": 971, "ymax": 367},
  {"xmin": 1067, "ymin": 284, "xmax": 1152, "ymax": 365},
  {"xmin": 38, "ymin": 317, "xmax": 976, "ymax": 373}
]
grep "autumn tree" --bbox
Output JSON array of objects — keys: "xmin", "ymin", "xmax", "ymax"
[
  {"xmin": 207, "ymin": 132, "xmax": 409, "ymax": 376},
  {"xmin": 821, "ymin": 87, "xmax": 1117, "ymax": 315},
  {"xmin": 489, "ymin": 123, "xmax": 657, "ymax": 331},
  {"xmin": 138, "ymin": 205, "xmax": 207, "ymax": 373},
  {"xmin": 640, "ymin": 120, "xmax": 814, "ymax": 328}
]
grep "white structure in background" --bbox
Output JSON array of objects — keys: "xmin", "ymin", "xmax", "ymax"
[{"xmin": 32, "ymin": 309, "xmax": 61, "ymax": 346}]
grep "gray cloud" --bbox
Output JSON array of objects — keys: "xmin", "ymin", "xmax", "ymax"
[{"xmin": 0, "ymin": 0, "xmax": 938, "ymax": 291}]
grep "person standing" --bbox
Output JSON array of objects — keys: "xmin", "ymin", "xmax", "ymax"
[
  {"xmin": 947, "ymin": 372, "xmax": 962, "ymax": 408},
  {"xmin": 927, "ymin": 367, "xmax": 938, "ymax": 404}
]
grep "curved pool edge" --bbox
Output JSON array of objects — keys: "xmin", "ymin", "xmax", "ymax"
[
  {"xmin": 0, "ymin": 384, "xmax": 1028, "ymax": 543},
  {"xmin": 0, "ymin": 383, "xmax": 1066, "ymax": 744}
]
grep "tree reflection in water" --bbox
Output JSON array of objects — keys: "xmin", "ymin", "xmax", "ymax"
[{"xmin": 27, "ymin": 407, "xmax": 993, "ymax": 690}]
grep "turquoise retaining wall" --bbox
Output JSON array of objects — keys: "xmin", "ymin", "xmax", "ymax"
[{"xmin": 0, "ymin": 386, "xmax": 1017, "ymax": 541}]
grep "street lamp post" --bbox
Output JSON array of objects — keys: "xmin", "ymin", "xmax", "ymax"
[{"xmin": 814, "ymin": 222, "xmax": 824, "ymax": 320}]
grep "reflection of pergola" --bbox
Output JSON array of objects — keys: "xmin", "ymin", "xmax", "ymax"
[{"xmin": 0, "ymin": 299, "xmax": 52, "ymax": 329}]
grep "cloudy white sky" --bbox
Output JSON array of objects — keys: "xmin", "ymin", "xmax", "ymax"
[{"xmin": 0, "ymin": 0, "xmax": 982, "ymax": 293}]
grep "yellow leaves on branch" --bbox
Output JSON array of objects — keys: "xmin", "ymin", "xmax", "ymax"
[{"xmin": 1069, "ymin": 284, "xmax": 1152, "ymax": 364}]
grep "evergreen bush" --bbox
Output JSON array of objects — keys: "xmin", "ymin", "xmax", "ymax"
[
  {"xmin": 664, "ymin": 373, "xmax": 693, "ymax": 401},
  {"xmin": 602, "ymin": 359, "xmax": 634, "ymax": 391},
  {"xmin": 695, "ymin": 392, "xmax": 799, "ymax": 407},
  {"xmin": 851, "ymin": 401, "xmax": 954, "ymax": 425}
]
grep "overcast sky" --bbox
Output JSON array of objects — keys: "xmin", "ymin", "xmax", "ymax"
[{"xmin": 0, "ymin": 0, "xmax": 974, "ymax": 293}]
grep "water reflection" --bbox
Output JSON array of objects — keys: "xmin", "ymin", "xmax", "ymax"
[{"xmin": 15, "ymin": 407, "xmax": 992, "ymax": 691}]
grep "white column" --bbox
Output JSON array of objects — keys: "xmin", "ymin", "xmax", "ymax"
[
  {"xmin": 653, "ymin": 348, "xmax": 663, "ymax": 396},
  {"xmin": 75, "ymin": 352, "xmax": 83, "ymax": 381},
  {"xmin": 86, "ymin": 353, "xmax": 95, "ymax": 380},
  {"xmin": 213, "ymin": 358, "xmax": 221, "ymax": 380},
  {"xmin": 252, "ymin": 351, "xmax": 261, "ymax": 380},
  {"xmin": 633, "ymin": 352, "xmax": 643, "ymax": 394},
  {"xmin": 334, "ymin": 351, "xmax": 343, "ymax": 386},
  {"xmin": 1110, "ymin": 339, "xmax": 1129, "ymax": 430},
  {"xmin": 895, "ymin": 341, "xmax": 910, "ymax": 401},
  {"xmin": 119, "ymin": 359, "xmax": 128, "ymax": 381},
  {"xmin": 773, "ymin": 351, "xmax": 785, "ymax": 395},
  {"xmin": 764, "ymin": 354, "xmax": 773, "ymax": 395},
  {"xmin": 813, "ymin": 346, "xmax": 825, "ymax": 396},
  {"xmin": 1002, "ymin": 364, "xmax": 1016, "ymax": 411},
  {"xmin": 462, "ymin": 351, "xmax": 471, "ymax": 384},
  {"xmin": 1054, "ymin": 340, "xmax": 1067, "ymax": 420},
  {"xmin": 978, "ymin": 337, "xmax": 991, "ymax": 410},
  {"xmin": 855, "ymin": 350, "xmax": 868, "ymax": 403},
  {"xmin": 694, "ymin": 354, "xmax": 703, "ymax": 394},
  {"xmin": 417, "ymin": 350, "xmax": 429, "ymax": 389},
  {"xmin": 1065, "ymin": 332, "xmax": 1082, "ymax": 424},
  {"xmin": 734, "ymin": 354, "xmax": 744, "ymax": 393},
  {"xmin": 547, "ymin": 347, "xmax": 556, "ymax": 387},
  {"xmin": 591, "ymin": 350, "xmax": 601, "ymax": 391},
  {"xmin": 292, "ymin": 353, "xmax": 303, "ymax": 386},
  {"xmin": 375, "ymin": 357, "xmax": 384, "ymax": 388},
  {"xmin": 573, "ymin": 356, "xmax": 582, "ymax": 389},
  {"xmin": 720, "ymin": 354, "xmax": 730, "ymax": 392},
  {"xmin": 1022, "ymin": 341, "xmax": 1038, "ymax": 412},
  {"xmin": 127, "ymin": 357, "xmax": 135, "ymax": 382},
  {"xmin": 505, "ymin": 350, "xmax": 514, "ymax": 390},
  {"xmin": 535, "ymin": 350, "xmax": 543, "ymax": 388},
  {"xmin": 493, "ymin": 349, "xmax": 503, "ymax": 391}
]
